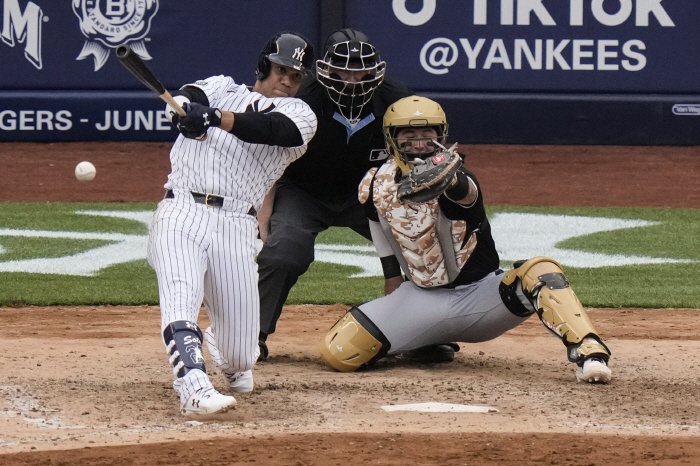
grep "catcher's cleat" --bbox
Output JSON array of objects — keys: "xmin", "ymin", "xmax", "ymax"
[
  {"xmin": 257, "ymin": 339, "xmax": 269, "ymax": 361},
  {"xmin": 576, "ymin": 358, "xmax": 612, "ymax": 384},
  {"xmin": 399, "ymin": 343, "xmax": 459, "ymax": 363},
  {"xmin": 499, "ymin": 257, "xmax": 612, "ymax": 366},
  {"xmin": 181, "ymin": 387, "xmax": 237, "ymax": 415}
]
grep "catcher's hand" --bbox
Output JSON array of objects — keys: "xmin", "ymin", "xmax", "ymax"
[
  {"xmin": 396, "ymin": 150, "xmax": 462, "ymax": 204},
  {"xmin": 172, "ymin": 102, "xmax": 222, "ymax": 140}
]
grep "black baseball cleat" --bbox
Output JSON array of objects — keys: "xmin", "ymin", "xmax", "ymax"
[
  {"xmin": 400, "ymin": 342, "xmax": 460, "ymax": 363},
  {"xmin": 257, "ymin": 339, "xmax": 269, "ymax": 361}
]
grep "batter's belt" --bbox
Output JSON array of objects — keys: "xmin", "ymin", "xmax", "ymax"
[{"xmin": 165, "ymin": 190, "xmax": 256, "ymax": 216}]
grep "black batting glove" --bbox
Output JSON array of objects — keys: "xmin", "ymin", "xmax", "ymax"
[{"xmin": 172, "ymin": 102, "xmax": 223, "ymax": 140}]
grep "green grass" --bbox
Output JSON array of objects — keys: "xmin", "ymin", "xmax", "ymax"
[
  {"xmin": 1, "ymin": 261, "xmax": 157, "ymax": 306},
  {"xmin": 0, "ymin": 236, "xmax": 110, "ymax": 261},
  {"xmin": 490, "ymin": 205, "xmax": 700, "ymax": 261},
  {"xmin": 0, "ymin": 203, "xmax": 698, "ymax": 308},
  {"xmin": 0, "ymin": 202, "xmax": 153, "ymax": 233}
]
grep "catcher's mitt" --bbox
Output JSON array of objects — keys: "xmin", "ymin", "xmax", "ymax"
[{"xmin": 396, "ymin": 150, "xmax": 462, "ymax": 204}]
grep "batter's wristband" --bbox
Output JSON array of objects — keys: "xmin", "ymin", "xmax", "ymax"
[
  {"xmin": 444, "ymin": 169, "xmax": 471, "ymax": 201},
  {"xmin": 380, "ymin": 256, "xmax": 402, "ymax": 279}
]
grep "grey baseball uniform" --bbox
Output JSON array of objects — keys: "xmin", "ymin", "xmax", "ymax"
[
  {"xmin": 357, "ymin": 160, "xmax": 520, "ymax": 354},
  {"xmin": 147, "ymin": 75, "xmax": 317, "ymax": 402},
  {"xmin": 319, "ymin": 95, "xmax": 611, "ymax": 384}
]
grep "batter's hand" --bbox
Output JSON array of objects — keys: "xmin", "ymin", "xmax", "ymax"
[{"xmin": 172, "ymin": 102, "xmax": 223, "ymax": 140}]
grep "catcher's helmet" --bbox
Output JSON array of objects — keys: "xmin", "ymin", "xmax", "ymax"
[
  {"xmin": 384, "ymin": 96, "xmax": 449, "ymax": 174},
  {"xmin": 316, "ymin": 28, "xmax": 386, "ymax": 123},
  {"xmin": 256, "ymin": 32, "xmax": 315, "ymax": 81}
]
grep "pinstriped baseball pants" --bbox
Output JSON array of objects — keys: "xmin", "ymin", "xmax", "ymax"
[{"xmin": 147, "ymin": 195, "xmax": 260, "ymax": 388}]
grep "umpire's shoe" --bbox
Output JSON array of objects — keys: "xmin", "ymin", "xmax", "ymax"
[
  {"xmin": 257, "ymin": 338, "xmax": 269, "ymax": 361},
  {"xmin": 181, "ymin": 387, "xmax": 237, "ymax": 415},
  {"xmin": 401, "ymin": 343, "xmax": 460, "ymax": 363}
]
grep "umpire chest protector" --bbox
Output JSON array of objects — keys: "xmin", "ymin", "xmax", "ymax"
[{"xmin": 359, "ymin": 159, "xmax": 478, "ymax": 288}]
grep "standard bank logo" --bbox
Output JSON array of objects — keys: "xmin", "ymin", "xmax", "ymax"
[
  {"xmin": 72, "ymin": 0, "xmax": 159, "ymax": 71},
  {"xmin": 1, "ymin": 0, "xmax": 45, "ymax": 69}
]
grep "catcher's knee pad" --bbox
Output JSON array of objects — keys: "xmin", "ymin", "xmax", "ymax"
[
  {"xmin": 318, "ymin": 307, "xmax": 390, "ymax": 372},
  {"xmin": 499, "ymin": 257, "xmax": 611, "ymax": 364},
  {"xmin": 163, "ymin": 321, "xmax": 206, "ymax": 378}
]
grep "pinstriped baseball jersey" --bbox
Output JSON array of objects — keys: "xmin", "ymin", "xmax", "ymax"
[
  {"xmin": 148, "ymin": 73, "xmax": 317, "ymax": 403},
  {"xmin": 165, "ymin": 75, "xmax": 317, "ymax": 211}
]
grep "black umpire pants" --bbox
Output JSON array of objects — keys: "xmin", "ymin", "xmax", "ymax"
[{"xmin": 257, "ymin": 178, "xmax": 372, "ymax": 339}]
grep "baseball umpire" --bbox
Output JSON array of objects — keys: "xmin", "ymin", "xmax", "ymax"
[
  {"xmin": 318, "ymin": 96, "xmax": 613, "ymax": 384},
  {"xmin": 147, "ymin": 32, "xmax": 317, "ymax": 415},
  {"xmin": 256, "ymin": 28, "xmax": 429, "ymax": 359}
]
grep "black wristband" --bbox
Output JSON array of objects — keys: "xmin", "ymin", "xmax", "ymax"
[
  {"xmin": 380, "ymin": 256, "xmax": 402, "ymax": 279},
  {"xmin": 444, "ymin": 169, "xmax": 471, "ymax": 201}
]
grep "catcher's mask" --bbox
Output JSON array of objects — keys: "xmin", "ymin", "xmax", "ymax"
[
  {"xmin": 256, "ymin": 32, "xmax": 315, "ymax": 81},
  {"xmin": 384, "ymin": 96, "xmax": 449, "ymax": 174},
  {"xmin": 316, "ymin": 28, "xmax": 386, "ymax": 124}
]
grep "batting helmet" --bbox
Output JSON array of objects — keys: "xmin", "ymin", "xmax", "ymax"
[
  {"xmin": 256, "ymin": 32, "xmax": 315, "ymax": 81},
  {"xmin": 383, "ymin": 96, "xmax": 449, "ymax": 173},
  {"xmin": 316, "ymin": 28, "xmax": 386, "ymax": 123}
]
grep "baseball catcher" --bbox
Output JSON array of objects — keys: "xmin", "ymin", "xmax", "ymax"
[{"xmin": 318, "ymin": 96, "xmax": 612, "ymax": 384}]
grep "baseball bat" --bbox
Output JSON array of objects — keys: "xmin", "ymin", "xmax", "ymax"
[{"xmin": 115, "ymin": 45, "xmax": 186, "ymax": 116}]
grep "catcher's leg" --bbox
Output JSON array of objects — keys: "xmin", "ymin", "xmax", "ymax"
[
  {"xmin": 499, "ymin": 257, "xmax": 612, "ymax": 383},
  {"xmin": 318, "ymin": 307, "xmax": 391, "ymax": 372}
]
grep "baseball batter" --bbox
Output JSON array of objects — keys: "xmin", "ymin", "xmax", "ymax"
[
  {"xmin": 318, "ymin": 96, "xmax": 613, "ymax": 384},
  {"xmin": 147, "ymin": 32, "xmax": 317, "ymax": 415}
]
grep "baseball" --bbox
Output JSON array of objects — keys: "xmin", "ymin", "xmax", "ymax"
[{"xmin": 75, "ymin": 161, "xmax": 96, "ymax": 182}]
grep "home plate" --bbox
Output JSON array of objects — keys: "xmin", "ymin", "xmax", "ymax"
[{"xmin": 381, "ymin": 402, "xmax": 499, "ymax": 413}]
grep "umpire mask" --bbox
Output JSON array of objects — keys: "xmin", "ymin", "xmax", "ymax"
[{"xmin": 316, "ymin": 29, "xmax": 386, "ymax": 124}]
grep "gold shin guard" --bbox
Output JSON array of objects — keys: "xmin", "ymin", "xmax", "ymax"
[
  {"xmin": 318, "ymin": 307, "xmax": 390, "ymax": 372},
  {"xmin": 500, "ymin": 257, "xmax": 611, "ymax": 364}
]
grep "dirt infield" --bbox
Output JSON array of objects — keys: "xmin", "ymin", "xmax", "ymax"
[
  {"xmin": 1, "ymin": 142, "xmax": 699, "ymax": 465},
  {"xmin": 1, "ymin": 305, "xmax": 700, "ymax": 465}
]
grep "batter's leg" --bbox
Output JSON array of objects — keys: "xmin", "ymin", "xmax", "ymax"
[
  {"xmin": 148, "ymin": 201, "xmax": 235, "ymax": 414},
  {"xmin": 204, "ymin": 327, "xmax": 255, "ymax": 392},
  {"xmin": 148, "ymin": 202, "xmax": 209, "ymax": 328},
  {"xmin": 202, "ymin": 212, "xmax": 260, "ymax": 384}
]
